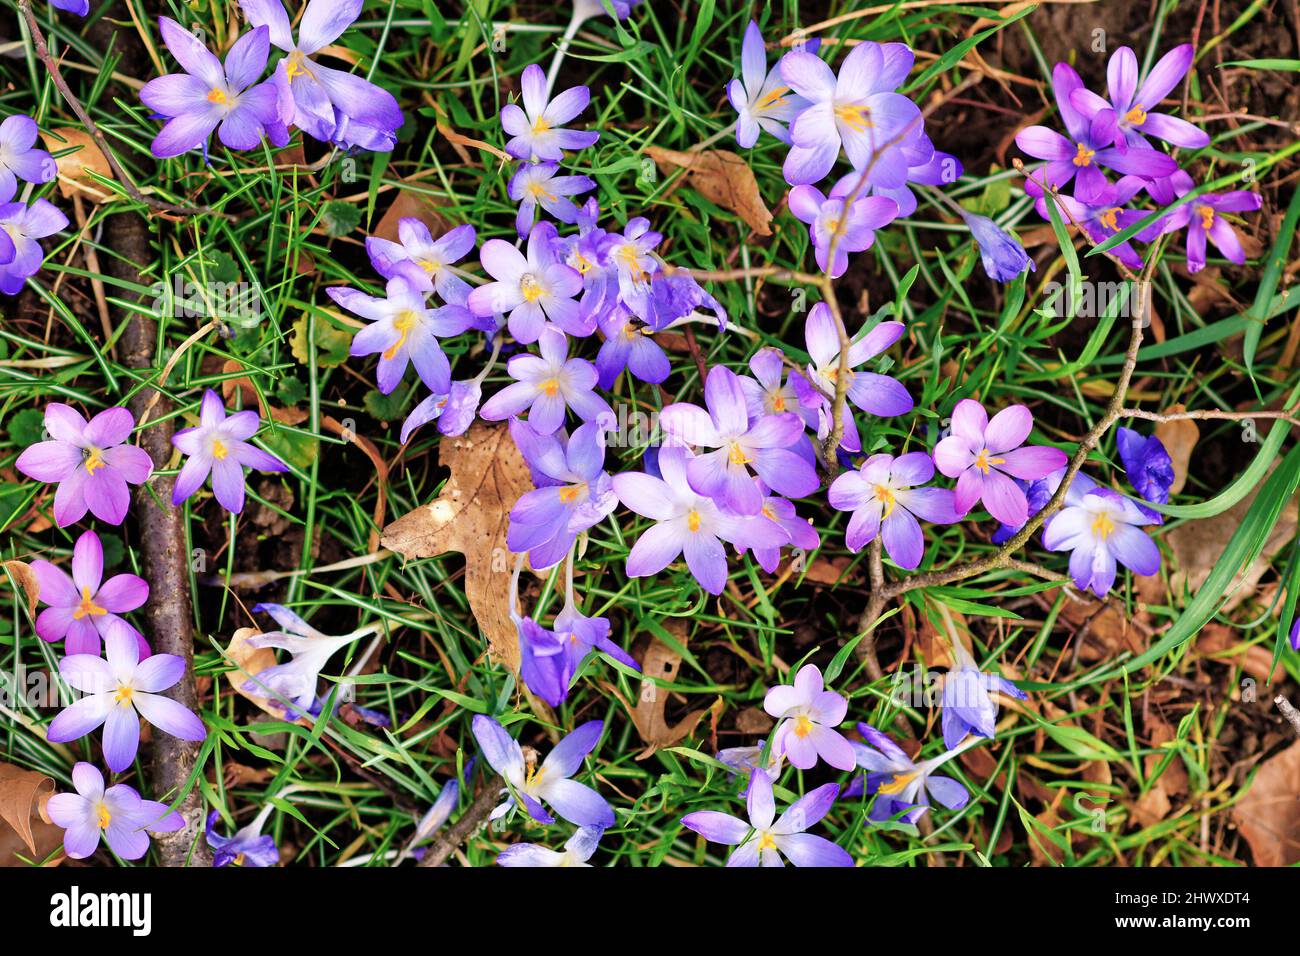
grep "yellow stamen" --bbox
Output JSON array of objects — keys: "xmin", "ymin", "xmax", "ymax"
[
  {"xmin": 1198, "ymin": 206, "xmax": 1215, "ymax": 230},
  {"xmin": 558, "ymin": 484, "xmax": 584, "ymax": 503},
  {"xmin": 792, "ymin": 714, "xmax": 814, "ymax": 738},
  {"xmin": 532, "ymin": 117, "xmax": 552, "ymax": 134},
  {"xmin": 234, "ymin": 853, "xmax": 246, "ymax": 866},
  {"xmin": 728, "ymin": 442, "xmax": 752, "ymax": 467},
  {"xmin": 528, "ymin": 181, "xmax": 557, "ymax": 203},
  {"xmin": 212, "ymin": 438, "xmax": 228, "ymax": 461},
  {"xmin": 1091, "ymin": 512, "xmax": 1115, "ymax": 539},
  {"xmin": 114, "ymin": 684, "xmax": 134, "ymax": 706},
  {"xmin": 284, "ymin": 51, "xmax": 312, "ymax": 82},
  {"xmin": 874, "ymin": 484, "xmax": 897, "ymax": 520},
  {"xmin": 83, "ymin": 447, "xmax": 105, "ymax": 475},
  {"xmin": 761, "ymin": 504, "xmax": 777, "ymax": 521},
  {"xmin": 419, "ymin": 257, "xmax": 441, "ymax": 275},
  {"xmin": 383, "ymin": 310, "xmax": 419, "ymax": 361},
  {"xmin": 687, "ymin": 510, "xmax": 702, "ymax": 533},
  {"xmin": 73, "ymin": 586, "xmax": 106, "ymax": 621},
  {"xmin": 540, "ymin": 378, "xmax": 561, "ymax": 397},
  {"xmin": 1098, "ymin": 207, "xmax": 1121, "ymax": 232},
  {"xmin": 1072, "ymin": 143, "xmax": 1095, "ymax": 167},
  {"xmin": 573, "ymin": 253, "xmax": 594, "ymax": 275},
  {"xmin": 834, "ymin": 104, "xmax": 873, "ymax": 132},
  {"xmin": 756, "ymin": 86, "xmax": 789, "ymax": 110},
  {"xmin": 520, "ymin": 273, "xmax": 546, "ymax": 302},
  {"xmin": 525, "ymin": 765, "xmax": 545, "ymax": 788},
  {"xmin": 756, "ymin": 832, "xmax": 778, "ymax": 851},
  {"xmin": 1124, "ymin": 104, "xmax": 1147, "ymax": 126},
  {"xmin": 877, "ymin": 771, "xmax": 917, "ymax": 795},
  {"xmin": 973, "ymin": 449, "xmax": 1005, "ymax": 475},
  {"xmin": 96, "ymin": 803, "xmax": 111, "ymax": 829},
  {"xmin": 771, "ymin": 393, "xmax": 786, "ymax": 412},
  {"xmin": 207, "ymin": 88, "xmax": 228, "ymax": 105},
  {"xmin": 617, "ymin": 243, "xmax": 648, "ymax": 284}
]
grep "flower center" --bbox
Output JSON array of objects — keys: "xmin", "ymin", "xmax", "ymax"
[
  {"xmin": 540, "ymin": 378, "xmax": 561, "ymax": 397},
  {"xmin": 1099, "ymin": 207, "xmax": 1122, "ymax": 231},
  {"xmin": 973, "ymin": 449, "xmax": 1005, "ymax": 475},
  {"xmin": 419, "ymin": 257, "xmax": 442, "ymax": 274},
  {"xmin": 383, "ymin": 310, "xmax": 419, "ymax": 360},
  {"xmin": 527, "ymin": 181, "xmax": 557, "ymax": 202},
  {"xmin": 212, "ymin": 438, "xmax": 228, "ymax": 460},
  {"xmin": 1198, "ymin": 206, "xmax": 1215, "ymax": 230},
  {"xmin": 686, "ymin": 510, "xmax": 702, "ymax": 533},
  {"xmin": 756, "ymin": 86, "xmax": 789, "ymax": 110},
  {"xmin": 770, "ymin": 392, "xmax": 786, "ymax": 412},
  {"xmin": 73, "ymin": 586, "xmax": 106, "ymax": 621},
  {"xmin": 96, "ymin": 803, "xmax": 112, "ymax": 829},
  {"xmin": 756, "ymin": 831, "xmax": 778, "ymax": 851},
  {"xmin": 558, "ymin": 483, "xmax": 586, "ymax": 503},
  {"xmin": 1072, "ymin": 143, "xmax": 1095, "ymax": 167},
  {"xmin": 524, "ymin": 765, "xmax": 545, "ymax": 790},
  {"xmin": 877, "ymin": 771, "xmax": 917, "ymax": 795},
  {"xmin": 83, "ymin": 446, "xmax": 106, "ymax": 475},
  {"xmin": 1124, "ymin": 104, "xmax": 1147, "ymax": 126},
  {"xmin": 873, "ymin": 484, "xmax": 897, "ymax": 520},
  {"xmin": 207, "ymin": 87, "xmax": 228, "ymax": 105},
  {"xmin": 520, "ymin": 273, "xmax": 546, "ymax": 302},
  {"xmin": 727, "ymin": 442, "xmax": 752, "ymax": 467},
  {"xmin": 1091, "ymin": 512, "xmax": 1115, "ymax": 539},
  {"xmin": 792, "ymin": 714, "xmax": 815, "ymax": 738},
  {"xmin": 834, "ymin": 103, "xmax": 874, "ymax": 132},
  {"xmin": 284, "ymin": 51, "xmax": 313, "ymax": 81},
  {"xmin": 532, "ymin": 117, "xmax": 551, "ymax": 134},
  {"xmin": 114, "ymin": 684, "xmax": 134, "ymax": 706},
  {"xmin": 233, "ymin": 852, "xmax": 246, "ymax": 866},
  {"xmin": 617, "ymin": 244, "xmax": 648, "ymax": 283},
  {"xmin": 573, "ymin": 253, "xmax": 594, "ymax": 274}
]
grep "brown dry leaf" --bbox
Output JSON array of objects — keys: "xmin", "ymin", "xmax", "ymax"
[
  {"xmin": 381, "ymin": 423, "xmax": 533, "ymax": 670},
  {"xmin": 801, "ymin": 556, "xmax": 851, "ymax": 585},
  {"xmin": 616, "ymin": 624, "xmax": 722, "ymax": 758},
  {"xmin": 734, "ymin": 707, "xmax": 773, "ymax": 735},
  {"xmin": 220, "ymin": 360, "xmax": 309, "ymax": 426},
  {"xmin": 1233, "ymin": 738, "xmax": 1300, "ymax": 866},
  {"xmin": 644, "ymin": 146, "xmax": 773, "ymax": 236},
  {"xmin": 223, "ymin": 626, "xmax": 284, "ymax": 719},
  {"xmin": 1058, "ymin": 593, "xmax": 1146, "ymax": 661},
  {"xmin": 1195, "ymin": 623, "xmax": 1283, "ymax": 683},
  {"xmin": 1153, "ymin": 407, "xmax": 1198, "ymax": 495},
  {"xmin": 3, "ymin": 560, "xmax": 40, "ymax": 618},
  {"xmin": 374, "ymin": 187, "xmax": 454, "ymax": 244},
  {"xmin": 0, "ymin": 762, "xmax": 54, "ymax": 856},
  {"xmin": 40, "ymin": 128, "xmax": 111, "ymax": 201}
]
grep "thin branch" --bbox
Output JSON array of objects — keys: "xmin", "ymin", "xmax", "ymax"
[
  {"xmin": 1275, "ymin": 695, "xmax": 1300, "ymax": 737},
  {"xmin": 1121, "ymin": 406, "xmax": 1300, "ymax": 427},
  {"xmin": 415, "ymin": 777, "xmax": 501, "ymax": 868}
]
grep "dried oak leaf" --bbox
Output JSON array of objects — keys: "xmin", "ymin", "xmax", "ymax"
[
  {"xmin": 381, "ymin": 423, "xmax": 533, "ymax": 671},
  {"xmin": 1233, "ymin": 738, "xmax": 1300, "ymax": 866},
  {"xmin": 1153, "ymin": 407, "xmax": 1198, "ymax": 495},
  {"xmin": 39, "ymin": 128, "xmax": 111, "ymax": 201},
  {"xmin": 644, "ymin": 146, "xmax": 773, "ymax": 236},
  {"xmin": 222, "ymin": 626, "xmax": 284, "ymax": 719},
  {"xmin": 613, "ymin": 623, "xmax": 723, "ymax": 758},
  {"xmin": 3, "ymin": 560, "xmax": 40, "ymax": 618},
  {"xmin": 0, "ymin": 761, "xmax": 54, "ymax": 856},
  {"xmin": 374, "ymin": 187, "xmax": 454, "ymax": 244}
]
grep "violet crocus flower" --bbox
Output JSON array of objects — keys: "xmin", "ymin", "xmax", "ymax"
[
  {"xmin": 399, "ymin": 380, "xmax": 481, "ymax": 444},
  {"xmin": 472, "ymin": 715, "xmax": 615, "ymax": 827},
  {"xmin": 1041, "ymin": 478, "xmax": 1161, "ymax": 597},
  {"xmin": 242, "ymin": 603, "xmax": 373, "ymax": 719},
  {"xmin": 206, "ymin": 809, "xmax": 280, "ymax": 867},
  {"xmin": 555, "ymin": 603, "xmax": 639, "ymax": 674},
  {"xmin": 140, "ymin": 20, "xmax": 288, "ymax": 159},
  {"xmin": 602, "ymin": 217, "xmax": 661, "ymax": 317},
  {"xmin": 469, "ymin": 224, "xmax": 587, "ymax": 342},
  {"xmin": 329, "ymin": 271, "xmax": 474, "ymax": 394},
  {"xmin": 961, "ymin": 212, "xmax": 1035, "ymax": 283},
  {"xmin": 366, "ymin": 221, "xmax": 477, "ymax": 305},
  {"xmin": 789, "ymin": 184, "xmax": 898, "ymax": 278},
  {"xmin": 48, "ymin": 0, "xmax": 89, "ymax": 14},
  {"xmin": 738, "ymin": 348, "xmax": 819, "ymax": 432},
  {"xmin": 1290, "ymin": 617, "xmax": 1300, "ymax": 652},
  {"xmin": 171, "ymin": 389, "xmax": 288, "ymax": 515},
  {"xmin": 517, "ymin": 616, "xmax": 571, "ymax": 707},
  {"xmin": 612, "ymin": 445, "xmax": 786, "ymax": 594},
  {"xmin": 660, "ymin": 366, "xmax": 820, "ymax": 516},
  {"xmin": 30, "ymin": 529, "xmax": 149, "ymax": 657},
  {"xmin": 763, "ymin": 663, "xmax": 856, "ymax": 771},
  {"xmin": 933, "ymin": 398, "xmax": 1068, "ymax": 526},
  {"xmin": 1014, "ymin": 62, "xmax": 1177, "ymax": 204},
  {"xmin": 828, "ymin": 451, "xmax": 959, "ymax": 569},
  {"xmin": 1116, "ymin": 426, "xmax": 1175, "ymax": 504},
  {"xmin": 728, "ymin": 20, "xmax": 810, "ymax": 148},
  {"xmin": 15, "ymin": 403, "xmax": 152, "ymax": 526},
  {"xmin": 239, "ymin": 0, "xmax": 404, "ymax": 152},
  {"xmin": 804, "ymin": 302, "xmax": 913, "ymax": 418},
  {"xmin": 498, "ymin": 825, "xmax": 604, "ymax": 867},
  {"xmin": 1069, "ymin": 45, "xmax": 1209, "ymax": 151},
  {"xmin": 47, "ymin": 763, "xmax": 183, "ymax": 861},
  {"xmin": 835, "ymin": 142, "xmax": 963, "ymax": 218},
  {"xmin": 851, "ymin": 723, "xmax": 975, "ymax": 825},
  {"xmin": 594, "ymin": 308, "xmax": 670, "ymax": 389},
  {"xmin": 940, "ymin": 643, "xmax": 1027, "ymax": 749},
  {"xmin": 1157, "ymin": 178, "xmax": 1262, "ymax": 274},
  {"xmin": 0, "ymin": 115, "xmax": 56, "ymax": 200},
  {"xmin": 638, "ymin": 269, "xmax": 729, "ymax": 332},
  {"xmin": 507, "ymin": 419, "xmax": 617, "ymax": 569},
  {"xmin": 48, "ymin": 619, "xmax": 206, "ymax": 773},
  {"xmin": 502, "ymin": 64, "xmax": 599, "ymax": 162},
  {"xmin": 479, "ymin": 327, "xmax": 612, "ymax": 434},
  {"xmin": 779, "ymin": 40, "xmax": 923, "ymax": 186},
  {"xmin": 0, "ymin": 193, "xmax": 70, "ymax": 295},
  {"xmin": 681, "ymin": 769, "xmax": 852, "ymax": 867},
  {"xmin": 1033, "ymin": 174, "xmax": 1158, "ymax": 270},
  {"xmin": 508, "ymin": 162, "xmax": 596, "ymax": 238},
  {"xmin": 750, "ymin": 494, "xmax": 821, "ymax": 574}
]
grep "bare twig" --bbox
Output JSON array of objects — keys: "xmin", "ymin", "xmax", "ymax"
[
  {"xmin": 415, "ymin": 777, "xmax": 501, "ymax": 867},
  {"xmin": 1275, "ymin": 695, "xmax": 1300, "ymax": 737}
]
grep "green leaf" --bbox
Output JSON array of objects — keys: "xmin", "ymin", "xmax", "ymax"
[
  {"xmin": 7, "ymin": 408, "xmax": 45, "ymax": 447},
  {"xmin": 260, "ymin": 428, "xmax": 318, "ymax": 471},
  {"xmin": 321, "ymin": 200, "xmax": 362, "ymax": 238},
  {"xmin": 1244, "ymin": 182, "xmax": 1300, "ymax": 373},
  {"xmin": 291, "ymin": 314, "xmax": 352, "ymax": 368},
  {"xmin": 1036, "ymin": 717, "xmax": 1121, "ymax": 761},
  {"xmin": 363, "ymin": 388, "xmax": 409, "ymax": 422}
]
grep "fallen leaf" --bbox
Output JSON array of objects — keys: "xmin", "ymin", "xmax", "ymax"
[
  {"xmin": 1233, "ymin": 738, "xmax": 1300, "ymax": 866},
  {"xmin": 1153, "ymin": 407, "xmax": 1198, "ymax": 495},
  {"xmin": 39, "ymin": 128, "xmax": 111, "ymax": 201},
  {"xmin": 222, "ymin": 627, "xmax": 285, "ymax": 719},
  {"xmin": 220, "ymin": 360, "xmax": 309, "ymax": 425},
  {"xmin": 0, "ymin": 762, "xmax": 54, "ymax": 856},
  {"xmin": 374, "ymin": 188, "xmax": 454, "ymax": 244},
  {"xmin": 644, "ymin": 146, "xmax": 773, "ymax": 236},
  {"xmin": 1195, "ymin": 623, "xmax": 1283, "ymax": 683},
  {"xmin": 619, "ymin": 628, "xmax": 723, "ymax": 758},
  {"xmin": 381, "ymin": 423, "xmax": 534, "ymax": 670},
  {"xmin": 3, "ymin": 560, "xmax": 39, "ymax": 618}
]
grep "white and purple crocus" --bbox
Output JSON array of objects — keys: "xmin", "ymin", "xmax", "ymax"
[
  {"xmin": 763, "ymin": 663, "xmax": 856, "ymax": 771},
  {"xmin": 172, "ymin": 390, "xmax": 288, "ymax": 515},
  {"xmin": 47, "ymin": 762, "xmax": 183, "ymax": 861},
  {"xmin": 828, "ymin": 451, "xmax": 959, "ymax": 569},
  {"xmin": 30, "ymin": 529, "xmax": 149, "ymax": 657}
]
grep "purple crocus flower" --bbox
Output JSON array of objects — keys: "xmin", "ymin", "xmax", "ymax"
[
  {"xmin": 30, "ymin": 529, "xmax": 149, "ymax": 657},
  {"xmin": 329, "ymin": 271, "xmax": 474, "ymax": 394},
  {"xmin": 507, "ymin": 419, "xmax": 617, "ymax": 569},
  {"xmin": 15, "ymin": 403, "xmax": 152, "ymax": 526},
  {"xmin": 517, "ymin": 616, "xmax": 571, "ymax": 706},
  {"xmin": 933, "ymin": 398, "xmax": 1068, "ymax": 526},
  {"xmin": 0, "ymin": 193, "xmax": 70, "ymax": 295},
  {"xmin": 1290, "ymin": 617, "xmax": 1300, "ymax": 652},
  {"xmin": 241, "ymin": 603, "xmax": 373, "ymax": 719},
  {"xmin": 502, "ymin": 64, "xmax": 599, "ymax": 162},
  {"xmin": 763, "ymin": 663, "xmax": 856, "ymax": 771},
  {"xmin": 1069, "ymin": 45, "xmax": 1209, "ymax": 151},
  {"xmin": 612, "ymin": 445, "xmax": 786, "ymax": 594},
  {"xmin": 498, "ymin": 825, "xmax": 604, "ymax": 867},
  {"xmin": 1033, "ymin": 174, "xmax": 1158, "ymax": 270},
  {"xmin": 851, "ymin": 723, "xmax": 975, "ymax": 824},
  {"xmin": 749, "ymin": 493, "xmax": 821, "ymax": 574},
  {"xmin": 47, "ymin": 763, "xmax": 183, "ymax": 861},
  {"xmin": 603, "ymin": 217, "xmax": 661, "ymax": 318},
  {"xmin": 469, "ymin": 224, "xmax": 587, "ymax": 342},
  {"xmin": 472, "ymin": 715, "xmax": 615, "ymax": 827},
  {"xmin": 1041, "ymin": 474, "xmax": 1161, "ymax": 596},
  {"xmin": 366, "ymin": 221, "xmax": 477, "ymax": 305},
  {"xmin": 639, "ymin": 269, "xmax": 728, "ymax": 333},
  {"xmin": 737, "ymin": 348, "xmax": 819, "ymax": 433},
  {"xmin": 206, "ymin": 809, "xmax": 280, "ymax": 867},
  {"xmin": 48, "ymin": 0, "xmax": 89, "ymax": 14},
  {"xmin": 660, "ymin": 366, "xmax": 820, "ymax": 516},
  {"xmin": 594, "ymin": 307, "xmax": 670, "ymax": 388},
  {"xmin": 728, "ymin": 20, "xmax": 810, "ymax": 148},
  {"xmin": 0, "ymin": 115, "xmax": 56, "ymax": 200},
  {"xmin": 1116, "ymin": 426, "xmax": 1175, "ymax": 504},
  {"xmin": 48, "ymin": 619, "xmax": 206, "ymax": 773},
  {"xmin": 961, "ymin": 212, "xmax": 1035, "ymax": 283},
  {"xmin": 828, "ymin": 451, "xmax": 959, "ymax": 569},
  {"xmin": 835, "ymin": 141, "xmax": 963, "ymax": 218},
  {"xmin": 804, "ymin": 302, "xmax": 913, "ymax": 418},
  {"xmin": 508, "ymin": 162, "xmax": 596, "ymax": 238},
  {"xmin": 171, "ymin": 389, "xmax": 288, "ymax": 515},
  {"xmin": 940, "ymin": 643, "xmax": 1027, "ymax": 749},
  {"xmin": 1157, "ymin": 175, "xmax": 1261, "ymax": 274},
  {"xmin": 779, "ymin": 40, "xmax": 923, "ymax": 186},
  {"xmin": 140, "ymin": 19, "xmax": 288, "ymax": 159},
  {"xmin": 239, "ymin": 0, "xmax": 404, "ymax": 152},
  {"xmin": 788, "ymin": 184, "xmax": 898, "ymax": 278},
  {"xmin": 681, "ymin": 769, "xmax": 852, "ymax": 867},
  {"xmin": 399, "ymin": 380, "xmax": 481, "ymax": 444},
  {"xmin": 479, "ymin": 327, "xmax": 612, "ymax": 434},
  {"xmin": 554, "ymin": 603, "xmax": 639, "ymax": 673}
]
